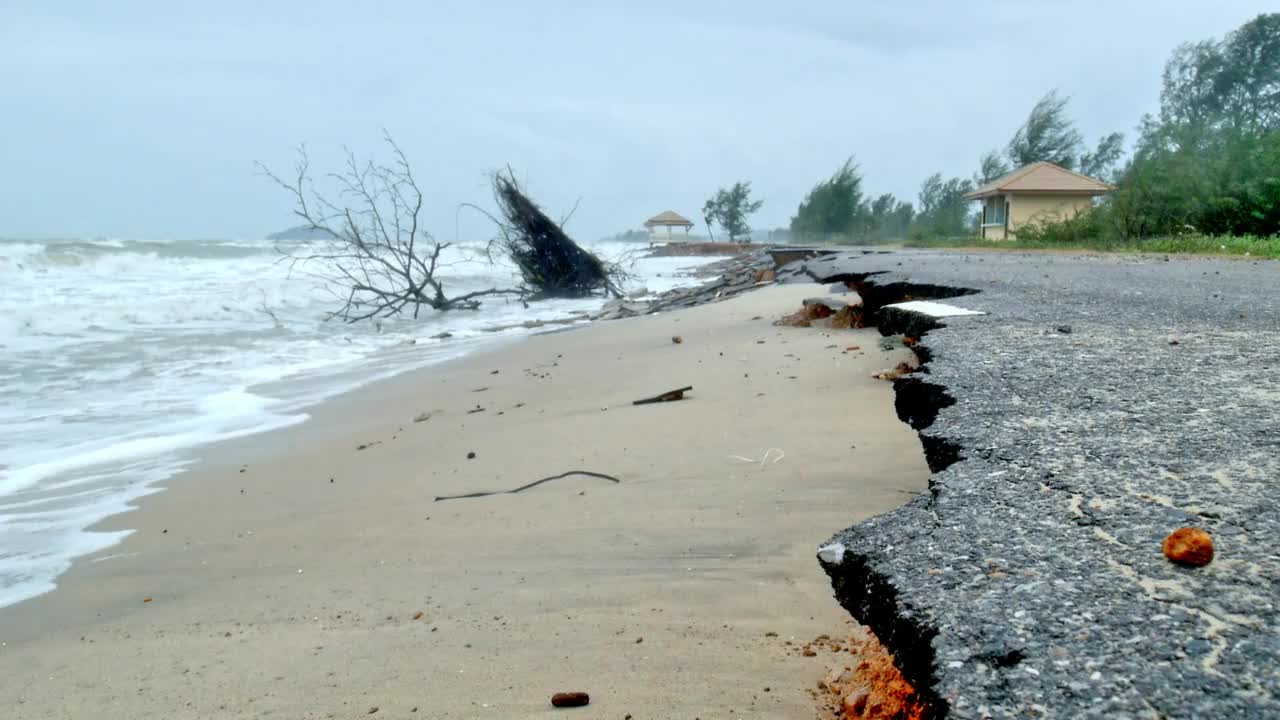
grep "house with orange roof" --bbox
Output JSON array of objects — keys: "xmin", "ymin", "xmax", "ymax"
[{"xmin": 964, "ymin": 162, "xmax": 1113, "ymax": 240}]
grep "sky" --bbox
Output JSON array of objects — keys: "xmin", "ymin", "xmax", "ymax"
[{"xmin": 2, "ymin": 1, "xmax": 1274, "ymax": 241}]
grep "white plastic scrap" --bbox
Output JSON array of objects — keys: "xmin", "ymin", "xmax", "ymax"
[
  {"xmin": 817, "ymin": 542, "xmax": 846, "ymax": 565},
  {"xmin": 884, "ymin": 300, "xmax": 986, "ymax": 317}
]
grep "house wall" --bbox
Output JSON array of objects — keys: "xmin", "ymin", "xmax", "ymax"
[
  {"xmin": 1009, "ymin": 194, "xmax": 1094, "ymax": 235},
  {"xmin": 981, "ymin": 223, "xmax": 1008, "ymax": 240}
]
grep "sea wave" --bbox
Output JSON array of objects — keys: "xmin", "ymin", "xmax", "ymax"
[
  {"xmin": 0, "ymin": 235, "xmax": 716, "ymax": 608},
  {"xmin": 0, "ymin": 236, "xmax": 278, "ymax": 266}
]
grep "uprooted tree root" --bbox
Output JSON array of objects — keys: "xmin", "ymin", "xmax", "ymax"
[{"xmin": 489, "ymin": 171, "xmax": 622, "ymax": 299}]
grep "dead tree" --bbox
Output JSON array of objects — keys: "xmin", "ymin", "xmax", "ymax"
[
  {"xmin": 260, "ymin": 133, "xmax": 521, "ymax": 322},
  {"xmin": 488, "ymin": 170, "xmax": 622, "ymax": 299}
]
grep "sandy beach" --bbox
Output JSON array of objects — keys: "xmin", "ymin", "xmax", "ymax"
[{"xmin": 0, "ymin": 283, "xmax": 927, "ymax": 719}]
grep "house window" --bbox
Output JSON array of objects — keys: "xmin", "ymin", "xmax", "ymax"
[{"xmin": 983, "ymin": 196, "xmax": 1007, "ymax": 226}]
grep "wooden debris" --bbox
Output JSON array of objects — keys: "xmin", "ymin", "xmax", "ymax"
[
  {"xmin": 632, "ymin": 386, "xmax": 693, "ymax": 405},
  {"xmin": 434, "ymin": 470, "xmax": 621, "ymax": 502}
]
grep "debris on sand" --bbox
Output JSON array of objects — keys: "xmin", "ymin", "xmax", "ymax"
[
  {"xmin": 878, "ymin": 335, "xmax": 906, "ymax": 352},
  {"xmin": 871, "ymin": 363, "xmax": 915, "ymax": 381},
  {"xmin": 435, "ymin": 470, "xmax": 620, "ymax": 502},
  {"xmin": 550, "ymin": 692, "xmax": 590, "ymax": 708},
  {"xmin": 776, "ymin": 297, "xmax": 866, "ymax": 329},
  {"xmin": 632, "ymin": 386, "xmax": 693, "ymax": 405},
  {"xmin": 811, "ymin": 630, "xmax": 924, "ymax": 720}
]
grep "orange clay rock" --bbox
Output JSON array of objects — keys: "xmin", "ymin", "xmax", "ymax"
[
  {"xmin": 776, "ymin": 301, "xmax": 867, "ymax": 329},
  {"xmin": 872, "ymin": 362, "xmax": 916, "ymax": 381},
  {"xmin": 775, "ymin": 303, "xmax": 828, "ymax": 327},
  {"xmin": 1163, "ymin": 527, "xmax": 1214, "ymax": 566},
  {"xmin": 814, "ymin": 628, "xmax": 924, "ymax": 720},
  {"xmin": 828, "ymin": 306, "xmax": 866, "ymax": 330}
]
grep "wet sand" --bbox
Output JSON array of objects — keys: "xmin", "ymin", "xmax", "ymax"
[{"xmin": 0, "ymin": 283, "xmax": 928, "ymax": 719}]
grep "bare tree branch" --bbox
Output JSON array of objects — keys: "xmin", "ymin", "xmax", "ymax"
[{"xmin": 259, "ymin": 134, "xmax": 523, "ymax": 323}]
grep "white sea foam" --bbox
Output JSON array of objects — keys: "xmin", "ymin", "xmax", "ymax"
[{"xmin": 0, "ymin": 235, "xmax": 720, "ymax": 607}]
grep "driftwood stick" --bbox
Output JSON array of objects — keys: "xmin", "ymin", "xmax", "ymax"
[
  {"xmin": 434, "ymin": 470, "xmax": 621, "ymax": 502},
  {"xmin": 632, "ymin": 386, "xmax": 693, "ymax": 405}
]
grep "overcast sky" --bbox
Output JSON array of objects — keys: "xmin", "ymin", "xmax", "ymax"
[{"xmin": 2, "ymin": 1, "xmax": 1273, "ymax": 241}]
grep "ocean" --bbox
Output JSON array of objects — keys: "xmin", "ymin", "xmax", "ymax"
[{"xmin": 0, "ymin": 235, "xmax": 714, "ymax": 608}]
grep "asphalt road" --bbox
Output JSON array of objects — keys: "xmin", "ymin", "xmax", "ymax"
[{"xmin": 784, "ymin": 249, "xmax": 1280, "ymax": 719}]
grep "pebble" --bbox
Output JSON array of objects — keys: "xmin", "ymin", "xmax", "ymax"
[
  {"xmin": 550, "ymin": 692, "xmax": 590, "ymax": 707},
  {"xmin": 1162, "ymin": 527, "xmax": 1214, "ymax": 566}
]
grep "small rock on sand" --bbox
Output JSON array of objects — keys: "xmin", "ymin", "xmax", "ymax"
[{"xmin": 550, "ymin": 692, "xmax": 590, "ymax": 707}]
